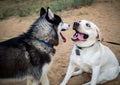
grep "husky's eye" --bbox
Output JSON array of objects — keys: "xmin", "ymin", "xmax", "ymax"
[{"xmin": 86, "ymin": 23, "xmax": 91, "ymax": 28}]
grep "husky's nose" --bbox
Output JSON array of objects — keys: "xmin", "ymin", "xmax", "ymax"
[{"xmin": 73, "ymin": 22, "xmax": 79, "ymax": 30}]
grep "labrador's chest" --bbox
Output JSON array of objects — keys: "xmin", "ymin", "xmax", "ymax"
[
  {"xmin": 75, "ymin": 57, "xmax": 92, "ymax": 73},
  {"xmin": 71, "ymin": 48, "xmax": 93, "ymax": 73}
]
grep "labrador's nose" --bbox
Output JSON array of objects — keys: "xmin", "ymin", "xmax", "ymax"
[{"xmin": 73, "ymin": 22, "xmax": 79, "ymax": 30}]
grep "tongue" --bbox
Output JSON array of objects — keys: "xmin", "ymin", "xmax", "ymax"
[
  {"xmin": 60, "ymin": 32, "xmax": 66, "ymax": 42},
  {"xmin": 72, "ymin": 33, "xmax": 86, "ymax": 41},
  {"xmin": 77, "ymin": 33, "xmax": 85, "ymax": 41}
]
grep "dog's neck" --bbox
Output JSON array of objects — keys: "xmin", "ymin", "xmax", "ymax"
[
  {"xmin": 76, "ymin": 44, "xmax": 94, "ymax": 50},
  {"xmin": 76, "ymin": 40, "xmax": 100, "ymax": 50},
  {"xmin": 34, "ymin": 36, "xmax": 54, "ymax": 48},
  {"xmin": 28, "ymin": 36, "xmax": 56, "ymax": 56}
]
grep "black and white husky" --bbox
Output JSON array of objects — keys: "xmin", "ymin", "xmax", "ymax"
[{"xmin": 0, "ymin": 7, "xmax": 70, "ymax": 85}]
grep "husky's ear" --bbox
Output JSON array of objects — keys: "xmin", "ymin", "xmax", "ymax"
[
  {"xmin": 40, "ymin": 7, "xmax": 46, "ymax": 16},
  {"xmin": 46, "ymin": 7, "xmax": 54, "ymax": 20}
]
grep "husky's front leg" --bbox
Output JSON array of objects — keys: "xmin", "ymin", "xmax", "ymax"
[
  {"xmin": 27, "ymin": 78, "xmax": 39, "ymax": 85},
  {"xmin": 60, "ymin": 63, "xmax": 75, "ymax": 85},
  {"xmin": 32, "ymin": 80, "xmax": 39, "ymax": 85},
  {"xmin": 40, "ymin": 73, "xmax": 49, "ymax": 85},
  {"xmin": 27, "ymin": 78, "xmax": 33, "ymax": 85}
]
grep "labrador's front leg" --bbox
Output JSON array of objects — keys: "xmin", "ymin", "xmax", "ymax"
[
  {"xmin": 91, "ymin": 66, "xmax": 100, "ymax": 85},
  {"xmin": 72, "ymin": 69, "xmax": 83, "ymax": 77},
  {"xmin": 60, "ymin": 63, "xmax": 75, "ymax": 85},
  {"xmin": 82, "ymin": 66, "xmax": 100, "ymax": 85}
]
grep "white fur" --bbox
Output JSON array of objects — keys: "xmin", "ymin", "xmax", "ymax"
[
  {"xmin": 57, "ymin": 22, "xmax": 70, "ymax": 42},
  {"xmin": 48, "ymin": 9, "xmax": 54, "ymax": 20},
  {"xmin": 40, "ymin": 63, "xmax": 52, "ymax": 85},
  {"xmin": 60, "ymin": 20, "xmax": 120, "ymax": 85}
]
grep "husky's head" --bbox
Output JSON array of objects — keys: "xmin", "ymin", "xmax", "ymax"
[{"xmin": 29, "ymin": 7, "xmax": 70, "ymax": 46}]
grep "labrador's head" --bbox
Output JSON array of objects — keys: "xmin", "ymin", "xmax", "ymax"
[{"xmin": 71, "ymin": 20, "xmax": 101, "ymax": 47}]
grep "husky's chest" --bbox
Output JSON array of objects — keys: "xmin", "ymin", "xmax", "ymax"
[{"xmin": 30, "ymin": 43, "xmax": 55, "ymax": 73}]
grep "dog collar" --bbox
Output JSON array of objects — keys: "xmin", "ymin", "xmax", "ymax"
[
  {"xmin": 76, "ymin": 44, "xmax": 94, "ymax": 50},
  {"xmin": 34, "ymin": 37, "xmax": 54, "ymax": 48}
]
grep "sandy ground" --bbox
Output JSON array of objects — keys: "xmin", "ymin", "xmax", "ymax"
[{"xmin": 0, "ymin": 0, "xmax": 120, "ymax": 85}]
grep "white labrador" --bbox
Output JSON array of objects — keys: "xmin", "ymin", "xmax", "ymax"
[{"xmin": 60, "ymin": 20, "xmax": 120, "ymax": 85}]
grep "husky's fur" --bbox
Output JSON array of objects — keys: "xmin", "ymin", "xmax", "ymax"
[{"xmin": 0, "ymin": 7, "xmax": 70, "ymax": 85}]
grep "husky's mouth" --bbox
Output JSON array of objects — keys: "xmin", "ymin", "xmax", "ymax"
[
  {"xmin": 58, "ymin": 23, "xmax": 70, "ymax": 43},
  {"xmin": 71, "ymin": 31, "xmax": 89, "ymax": 41},
  {"xmin": 60, "ymin": 32, "xmax": 66, "ymax": 42}
]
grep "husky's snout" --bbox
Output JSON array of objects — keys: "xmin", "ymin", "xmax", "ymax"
[
  {"xmin": 61, "ymin": 23, "xmax": 70, "ymax": 31},
  {"xmin": 58, "ymin": 22, "xmax": 70, "ymax": 42}
]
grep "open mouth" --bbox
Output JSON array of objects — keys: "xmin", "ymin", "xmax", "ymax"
[
  {"xmin": 59, "ymin": 23, "xmax": 70, "ymax": 43},
  {"xmin": 60, "ymin": 31, "xmax": 66, "ymax": 42},
  {"xmin": 71, "ymin": 31, "xmax": 89, "ymax": 42}
]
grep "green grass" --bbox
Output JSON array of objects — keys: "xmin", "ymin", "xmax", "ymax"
[
  {"xmin": 77, "ymin": 11, "xmax": 88, "ymax": 16},
  {"xmin": 1, "ymin": 37, "xmax": 11, "ymax": 40},
  {"xmin": 0, "ymin": 0, "xmax": 94, "ymax": 20},
  {"xmin": 50, "ymin": 0, "xmax": 94, "ymax": 11}
]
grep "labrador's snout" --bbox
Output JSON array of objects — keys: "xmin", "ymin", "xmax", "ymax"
[{"xmin": 73, "ymin": 22, "xmax": 79, "ymax": 30}]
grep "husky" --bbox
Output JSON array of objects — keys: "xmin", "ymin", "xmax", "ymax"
[{"xmin": 0, "ymin": 7, "xmax": 70, "ymax": 85}]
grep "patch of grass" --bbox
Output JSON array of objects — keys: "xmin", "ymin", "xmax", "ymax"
[
  {"xmin": 0, "ymin": 0, "xmax": 49, "ymax": 20},
  {"xmin": 2, "ymin": 37, "xmax": 11, "ymax": 40},
  {"xmin": 0, "ymin": 0, "xmax": 94, "ymax": 20},
  {"xmin": 77, "ymin": 11, "xmax": 88, "ymax": 16},
  {"xmin": 50, "ymin": 0, "xmax": 94, "ymax": 11}
]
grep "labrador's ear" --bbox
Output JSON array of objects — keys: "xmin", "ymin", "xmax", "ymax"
[
  {"xmin": 40, "ymin": 7, "xmax": 46, "ymax": 16},
  {"xmin": 96, "ymin": 28, "xmax": 101, "ymax": 41},
  {"xmin": 46, "ymin": 7, "xmax": 54, "ymax": 20}
]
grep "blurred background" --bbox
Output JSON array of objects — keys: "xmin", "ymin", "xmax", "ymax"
[
  {"xmin": 0, "ymin": 0, "xmax": 120, "ymax": 85},
  {"xmin": 0, "ymin": 0, "xmax": 94, "ymax": 20}
]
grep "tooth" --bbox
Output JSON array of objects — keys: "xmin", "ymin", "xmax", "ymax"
[{"xmin": 76, "ymin": 33, "xmax": 78, "ymax": 37}]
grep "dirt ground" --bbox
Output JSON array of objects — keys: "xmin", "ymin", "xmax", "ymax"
[{"xmin": 0, "ymin": 0, "xmax": 120, "ymax": 85}]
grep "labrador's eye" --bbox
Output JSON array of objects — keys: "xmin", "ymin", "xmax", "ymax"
[{"xmin": 86, "ymin": 23, "xmax": 91, "ymax": 27}]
